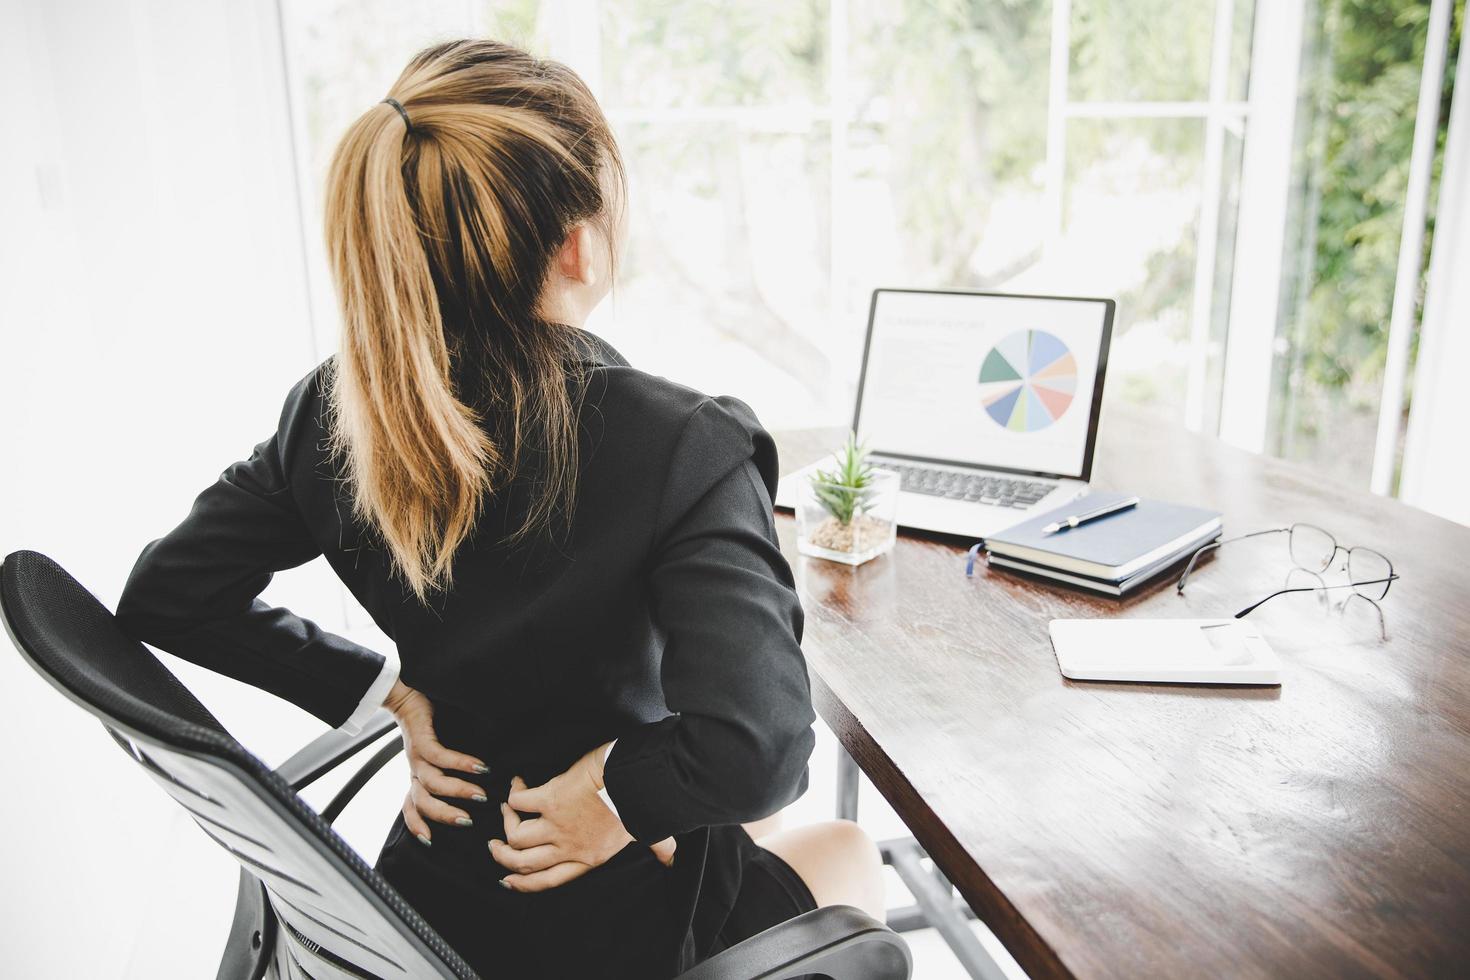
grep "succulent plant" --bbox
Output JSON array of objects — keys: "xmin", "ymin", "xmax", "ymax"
[{"xmin": 809, "ymin": 432, "xmax": 876, "ymax": 526}]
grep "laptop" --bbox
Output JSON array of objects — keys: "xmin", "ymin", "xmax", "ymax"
[{"xmin": 776, "ymin": 288, "xmax": 1115, "ymax": 539}]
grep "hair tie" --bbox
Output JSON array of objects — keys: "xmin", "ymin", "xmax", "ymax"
[{"xmin": 382, "ymin": 97, "xmax": 413, "ymax": 134}]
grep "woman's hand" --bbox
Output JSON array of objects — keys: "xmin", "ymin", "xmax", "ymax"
[
  {"xmin": 491, "ymin": 742, "xmax": 676, "ymax": 892},
  {"xmin": 383, "ymin": 679, "xmax": 489, "ymax": 847}
]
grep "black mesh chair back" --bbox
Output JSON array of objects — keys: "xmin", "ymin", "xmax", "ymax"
[{"xmin": 0, "ymin": 549, "xmax": 476, "ymax": 980}]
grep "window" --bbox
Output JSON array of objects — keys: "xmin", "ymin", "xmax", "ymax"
[
  {"xmin": 279, "ymin": 0, "xmax": 1459, "ymax": 497},
  {"xmin": 1269, "ymin": 0, "xmax": 1461, "ymax": 491}
]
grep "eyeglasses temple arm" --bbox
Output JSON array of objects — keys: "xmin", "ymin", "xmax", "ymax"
[
  {"xmin": 1233, "ymin": 574, "xmax": 1400, "ymax": 619},
  {"xmin": 1176, "ymin": 527, "xmax": 1289, "ymax": 594}
]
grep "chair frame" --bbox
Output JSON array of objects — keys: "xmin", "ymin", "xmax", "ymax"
[
  {"xmin": 1, "ymin": 550, "xmax": 911, "ymax": 980},
  {"xmin": 835, "ymin": 748, "xmax": 1004, "ymax": 980}
]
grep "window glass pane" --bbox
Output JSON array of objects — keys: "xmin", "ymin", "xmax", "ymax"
[
  {"xmin": 285, "ymin": 1, "xmax": 474, "ymax": 181},
  {"xmin": 1268, "ymin": 0, "xmax": 1445, "ymax": 489},
  {"xmin": 1227, "ymin": 0, "xmax": 1257, "ymax": 102},
  {"xmin": 284, "ymin": 1, "xmax": 543, "ymax": 200},
  {"xmin": 591, "ymin": 123, "xmax": 832, "ymax": 428},
  {"xmin": 1069, "ymin": 0, "xmax": 1215, "ymax": 102},
  {"xmin": 845, "ymin": 1, "xmax": 1219, "ymax": 423},
  {"xmin": 1055, "ymin": 118, "xmax": 1205, "ymax": 410},
  {"xmin": 473, "ymin": 0, "xmax": 544, "ymax": 47},
  {"xmin": 845, "ymin": 0, "xmax": 1050, "ymax": 287},
  {"xmin": 280, "ymin": 0, "xmax": 1349, "ymax": 462},
  {"xmin": 598, "ymin": 0, "xmax": 828, "ymax": 108}
]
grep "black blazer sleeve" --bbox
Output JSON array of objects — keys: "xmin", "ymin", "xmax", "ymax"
[
  {"xmin": 601, "ymin": 396, "xmax": 816, "ymax": 842},
  {"xmin": 114, "ymin": 370, "xmax": 388, "ymax": 728}
]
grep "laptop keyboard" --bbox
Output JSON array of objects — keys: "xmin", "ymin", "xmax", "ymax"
[{"xmin": 884, "ymin": 462, "xmax": 1054, "ymax": 509}]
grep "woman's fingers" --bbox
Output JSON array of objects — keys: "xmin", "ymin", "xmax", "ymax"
[
  {"xmin": 501, "ymin": 804, "xmax": 556, "ymax": 848},
  {"xmin": 649, "ymin": 836, "xmax": 677, "ymax": 867},
  {"xmin": 500, "ymin": 860, "xmax": 591, "ymax": 893},
  {"xmin": 412, "ymin": 763, "xmax": 487, "ymax": 802},
  {"xmin": 409, "ymin": 779, "xmax": 475, "ymax": 827},
  {"xmin": 501, "ymin": 800, "xmax": 522, "ymax": 834},
  {"xmin": 506, "ymin": 775, "xmax": 550, "ymax": 813},
  {"xmin": 487, "ymin": 837, "xmax": 562, "ymax": 874},
  {"xmin": 402, "ymin": 793, "xmax": 433, "ymax": 846},
  {"xmin": 388, "ymin": 684, "xmax": 489, "ymax": 844},
  {"xmin": 420, "ymin": 740, "xmax": 489, "ymax": 776}
]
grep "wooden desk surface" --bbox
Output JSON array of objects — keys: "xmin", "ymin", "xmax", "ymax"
[{"xmin": 774, "ymin": 405, "xmax": 1470, "ymax": 980}]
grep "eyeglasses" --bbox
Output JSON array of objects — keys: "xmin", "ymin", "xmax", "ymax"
[{"xmin": 1176, "ymin": 523, "xmax": 1399, "ymax": 619}]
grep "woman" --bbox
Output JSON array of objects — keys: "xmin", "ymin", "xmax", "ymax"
[{"xmin": 114, "ymin": 38, "xmax": 883, "ymax": 978}]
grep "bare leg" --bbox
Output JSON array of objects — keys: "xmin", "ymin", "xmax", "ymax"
[{"xmin": 753, "ymin": 819, "xmax": 885, "ymax": 921}]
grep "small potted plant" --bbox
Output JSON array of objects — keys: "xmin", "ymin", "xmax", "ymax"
[{"xmin": 796, "ymin": 433, "xmax": 899, "ymax": 566}]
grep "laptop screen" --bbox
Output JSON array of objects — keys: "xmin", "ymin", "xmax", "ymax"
[{"xmin": 854, "ymin": 289, "xmax": 1114, "ymax": 481}]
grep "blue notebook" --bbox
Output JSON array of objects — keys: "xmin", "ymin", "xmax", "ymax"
[{"xmin": 984, "ymin": 492, "xmax": 1223, "ymax": 581}]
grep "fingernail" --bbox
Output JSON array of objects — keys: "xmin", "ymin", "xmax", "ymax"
[
  {"xmin": 416, "ymin": 834, "xmax": 432, "ymax": 847},
  {"xmin": 489, "ymin": 838, "xmax": 503, "ymax": 848},
  {"xmin": 472, "ymin": 763, "xmax": 489, "ymax": 774},
  {"xmin": 472, "ymin": 794, "xmax": 488, "ymax": 803},
  {"xmin": 455, "ymin": 817, "xmax": 473, "ymax": 827},
  {"xmin": 498, "ymin": 878, "xmax": 512, "ymax": 890}
]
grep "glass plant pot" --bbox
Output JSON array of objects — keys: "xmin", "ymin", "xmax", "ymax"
[{"xmin": 795, "ymin": 468, "xmax": 900, "ymax": 566}]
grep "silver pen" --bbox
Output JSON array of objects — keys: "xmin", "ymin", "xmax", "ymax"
[{"xmin": 1041, "ymin": 496, "xmax": 1141, "ymax": 535}]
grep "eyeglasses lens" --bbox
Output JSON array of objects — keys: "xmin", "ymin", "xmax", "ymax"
[
  {"xmin": 1349, "ymin": 547, "xmax": 1393, "ymax": 600},
  {"xmin": 1288, "ymin": 523, "xmax": 1336, "ymax": 573}
]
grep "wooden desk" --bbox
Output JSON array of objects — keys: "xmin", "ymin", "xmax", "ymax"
[{"xmin": 775, "ymin": 406, "xmax": 1470, "ymax": 980}]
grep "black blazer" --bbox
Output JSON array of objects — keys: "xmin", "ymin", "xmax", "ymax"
[{"xmin": 115, "ymin": 333, "xmax": 816, "ymax": 977}]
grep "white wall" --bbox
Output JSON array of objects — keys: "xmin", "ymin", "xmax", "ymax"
[{"xmin": 0, "ymin": 1, "xmax": 396, "ymax": 974}]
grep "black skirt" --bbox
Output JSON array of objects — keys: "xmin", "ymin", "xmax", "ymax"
[
  {"xmin": 711, "ymin": 827, "xmax": 820, "ymax": 953},
  {"xmin": 375, "ymin": 812, "xmax": 818, "ymax": 978}
]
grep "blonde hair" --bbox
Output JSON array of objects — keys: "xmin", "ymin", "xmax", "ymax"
[{"xmin": 323, "ymin": 39, "xmax": 624, "ymax": 602}]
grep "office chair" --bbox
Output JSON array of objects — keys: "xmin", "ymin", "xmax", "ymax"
[{"xmin": 0, "ymin": 550, "xmax": 912, "ymax": 980}]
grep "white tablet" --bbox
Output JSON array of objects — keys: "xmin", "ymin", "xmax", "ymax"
[{"xmin": 1048, "ymin": 618, "xmax": 1282, "ymax": 685}]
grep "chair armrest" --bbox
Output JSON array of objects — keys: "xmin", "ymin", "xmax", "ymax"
[
  {"xmin": 320, "ymin": 735, "xmax": 404, "ymax": 824},
  {"xmin": 275, "ymin": 708, "xmax": 398, "ymax": 791},
  {"xmin": 673, "ymin": 905, "xmax": 911, "ymax": 980}
]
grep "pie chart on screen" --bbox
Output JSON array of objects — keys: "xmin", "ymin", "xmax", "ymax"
[{"xmin": 977, "ymin": 329, "xmax": 1078, "ymax": 432}]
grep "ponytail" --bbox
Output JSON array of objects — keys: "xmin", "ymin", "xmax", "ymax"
[{"xmin": 321, "ymin": 40, "xmax": 624, "ymax": 602}]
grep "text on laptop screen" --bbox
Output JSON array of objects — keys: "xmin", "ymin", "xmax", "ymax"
[{"xmin": 856, "ymin": 290, "xmax": 1110, "ymax": 479}]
